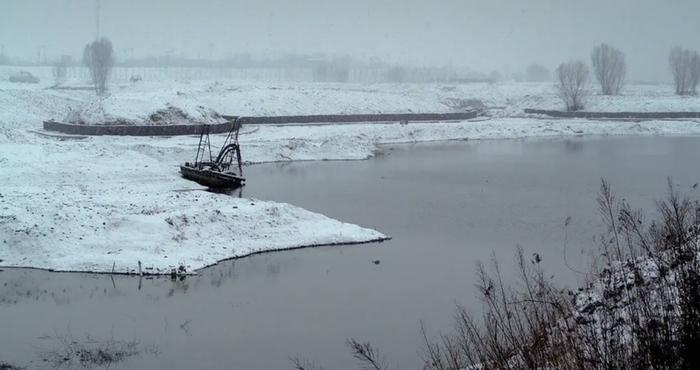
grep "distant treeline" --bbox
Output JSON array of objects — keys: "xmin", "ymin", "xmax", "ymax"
[{"xmin": 0, "ymin": 52, "xmax": 489, "ymax": 83}]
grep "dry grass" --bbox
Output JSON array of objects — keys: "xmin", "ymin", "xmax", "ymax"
[
  {"xmin": 290, "ymin": 356, "xmax": 326, "ymax": 370},
  {"xmin": 40, "ymin": 331, "xmax": 157, "ymax": 369},
  {"xmin": 419, "ymin": 178, "xmax": 700, "ymax": 370}
]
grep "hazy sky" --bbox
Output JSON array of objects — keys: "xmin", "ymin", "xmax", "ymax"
[{"xmin": 2, "ymin": 0, "xmax": 699, "ymax": 81}]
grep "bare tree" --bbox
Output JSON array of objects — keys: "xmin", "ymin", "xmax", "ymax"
[
  {"xmin": 83, "ymin": 37, "xmax": 114, "ymax": 95},
  {"xmin": 591, "ymin": 43, "xmax": 626, "ymax": 95},
  {"xmin": 555, "ymin": 60, "xmax": 589, "ymax": 111},
  {"xmin": 670, "ymin": 47, "xmax": 700, "ymax": 95}
]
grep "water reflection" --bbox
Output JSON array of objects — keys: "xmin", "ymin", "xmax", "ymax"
[
  {"xmin": 0, "ymin": 259, "xmax": 245, "ymax": 306},
  {"xmin": 273, "ymin": 161, "xmax": 308, "ymax": 176},
  {"xmin": 564, "ymin": 139, "xmax": 584, "ymax": 152}
]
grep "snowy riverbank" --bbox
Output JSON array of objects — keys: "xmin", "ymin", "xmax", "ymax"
[
  {"xmin": 2, "ymin": 79, "xmax": 700, "ymax": 274},
  {"xmin": 0, "ymin": 139, "xmax": 387, "ymax": 274},
  {"xmin": 3, "ymin": 116, "xmax": 700, "ymax": 274},
  {"xmin": 88, "ymin": 118, "xmax": 700, "ymax": 164}
]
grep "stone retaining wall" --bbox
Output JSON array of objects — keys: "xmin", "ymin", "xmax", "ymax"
[
  {"xmin": 43, "ymin": 111, "xmax": 478, "ymax": 136},
  {"xmin": 228, "ymin": 112, "xmax": 478, "ymax": 125},
  {"xmin": 43, "ymin": 120, "xmax": 237, "ymax": 136},
  {"xmin": 524, "ymin": 109, "xmax": 700, "ymax": 119}
]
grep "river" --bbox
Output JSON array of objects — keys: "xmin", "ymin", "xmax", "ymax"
[{"xmin": 1, "ymin": 136, "xmax": 698, "ymax": 369}]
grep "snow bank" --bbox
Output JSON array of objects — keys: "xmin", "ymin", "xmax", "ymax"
[
  {"xmin": 146, "ymin": 104, "xmax": 225, "ymax": 126},
  {"xmin": 0, "ymin": 140, "xmax": 387, "ymax": 274},
  {"xmin": 0, "ymin": 188, "xmax": 386, "ymax": 274},
  {"xmin": 62, "ymin": 99, "xmax": 226, "ymax": 126}
]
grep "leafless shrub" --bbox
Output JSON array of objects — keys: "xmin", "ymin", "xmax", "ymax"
[
  {"xmin": 669, "ymin": 47, "xmax": 700, "ymax": 95},
  {"xmin": 83, "ymin": 38, "xmax": 114, "ymax": 95},
  {"xmin": 591, "ymin": 44, "xmax": 626, "ymax": 95},
  {"xmin": 347, "ymin": 339, "xmax": 389, "ymax": 370},
  {"xmin": 421, "ymin": 246, "xmax": 582, "ymax": 370},
  {"xmin": 556, "ymin": 60, "xmax": 589, "ymax": 111},
  {"xmin": 586, "ymin": 178, "xmax": 700, "ymax": 369},
  {"xmin": 420, "ymin": 179, "xmax": 700, "ymax": 370}
]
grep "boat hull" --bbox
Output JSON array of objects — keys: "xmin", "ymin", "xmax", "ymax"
[{"xmin": 180, "ymin": 165, "xmax": 245, "ymax": 188}]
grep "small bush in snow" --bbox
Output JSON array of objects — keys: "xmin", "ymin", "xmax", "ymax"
[{"xmin": 555, "ymin": 60, "xmax": 589, "ymax": 111}]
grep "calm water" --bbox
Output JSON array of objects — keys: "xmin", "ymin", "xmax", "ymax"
[{"xmin": 1, "ymin": 136, "xmax": 699, "ymax": 369}]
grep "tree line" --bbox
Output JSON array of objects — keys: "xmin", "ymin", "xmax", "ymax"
[
  {"xmin": 77, "ymin": 36, "xmax": 700, "ymax": 107},
  {"xmin": 556, "ymin": 44, "xmax": 700, "ymax": 111}
]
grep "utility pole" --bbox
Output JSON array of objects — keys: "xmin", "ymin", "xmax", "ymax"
[{"xmin": 95, "ymin": 0, "xmax": 101, "ymax": 39}]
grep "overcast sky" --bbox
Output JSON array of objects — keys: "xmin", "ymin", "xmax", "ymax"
[{"xmin": 1, "ymin": 0, "xmax": 699, "ymax": 81}]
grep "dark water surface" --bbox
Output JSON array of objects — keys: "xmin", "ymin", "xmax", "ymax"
[{"xmin": 1, "ymin": 136, "xmax": 699, "ymax": 369}]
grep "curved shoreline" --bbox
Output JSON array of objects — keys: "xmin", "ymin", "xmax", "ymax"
[{"xmin": 0, "ymin": 236, "xmax": 390, "ymax": 277}]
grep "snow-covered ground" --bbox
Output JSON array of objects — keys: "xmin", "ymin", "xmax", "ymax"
[
  {"xmin": 2, "ymin": 69, "xmax": 700, "ymax": 131},
  {"xmin": 0, "ymin": 138, "xmax": 387, "ymax": 274},
  {"xmin": 2, "ymin": 72, "xmax": 700, "ymax": 274}
]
